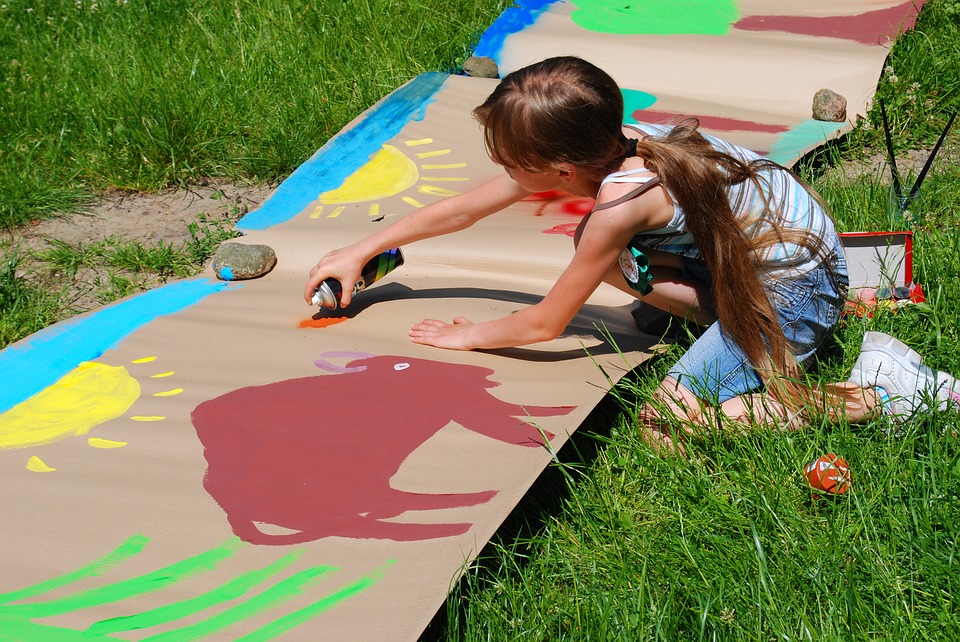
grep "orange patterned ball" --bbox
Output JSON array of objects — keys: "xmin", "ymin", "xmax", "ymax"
[{"xmin": 804, "ymin": 454, "xmax": 851, "ymax": 495}]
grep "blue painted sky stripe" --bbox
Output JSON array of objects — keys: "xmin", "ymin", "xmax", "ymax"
[
  {"xmin": 0, "ymin": 279, "xmax": 231, "ymax": 414},
  {"xmin": 473, "ymin": 0, "xmax": 556, "ymax": 63},
  {"xmin": 236, "ymin": 72, "xmax": 448, "ymax": 232}
]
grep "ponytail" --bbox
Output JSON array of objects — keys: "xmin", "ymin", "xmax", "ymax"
[{"xmin": 636, "ymin": 122, "xmax": 797, "ymax": 377}]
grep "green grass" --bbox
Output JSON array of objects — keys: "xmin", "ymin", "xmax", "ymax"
[
  {"xmin": 0, "ymin": 252, "xmax": 61, "ymax": 347},
  {"xmin": 0, "ymin": 0, "xmax": 510, "ymax": 228},
  {"xmin": 850, "ymin": 0, "xmax": 960, "ymax": 152},
  {"xmin": 442, "ymin": 411, "xmax": 960, "ymax": 640},
  {"xmin": 1, "ymin": 208, "xmax": 242, "ymax": 346}
]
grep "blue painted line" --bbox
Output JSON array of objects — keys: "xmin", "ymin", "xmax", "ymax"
[
  {"xmin": 473, "ymin": 0, "xmax": 557, "ymax": 64},
  {"xmin": 236, "ymin": 72, "xmax": 448, "ymax": 232},
  {"xmin": 0, "ymin": 278, "xmax": 232, "ymax": 414}
]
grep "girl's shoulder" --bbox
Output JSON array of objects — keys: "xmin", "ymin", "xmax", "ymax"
[{"xmin": 593, "ymin": 169, "xmax": 674, "ymax": 232}]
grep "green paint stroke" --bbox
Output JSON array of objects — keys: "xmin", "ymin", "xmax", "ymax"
[
  {"xmin": 0, "ymin": 538, "xmax": 244, "ymax": 619},
  {"xmin": 85, "ymin": 551, "xmax": 306, "ymax": 636},
  {"xmin": 240, "ymin": 560, "xmax": 396, "ymax": 641},
  {"xmin": 0, "ymin": 538, "xmax": 391, "ymax": 640},
  {"xmin": 570, "ymin": 0, "xmax": 738, "ymax": 35},
  {"xmin": 0, "ymin": 535, "xmax": 150, "ymax": 605},
  {"xmin": 767, "ymin": 119, "xmax": 848, "ymax": 166},
  {"xmin": 622, "ymin": 89, "xmax": 656, "ymax": 123},
  {"xmin": 141, "ymin": 565, "xmax": 339, "ymax": 641},
  {"xmin": 0, "ymin": 615, "xmax": 95, "ymax": 641}
]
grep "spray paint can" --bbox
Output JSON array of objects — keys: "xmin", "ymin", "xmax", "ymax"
[{"xmin": 312, "ymin": 247, "xmax": 404, "ymax": 309}]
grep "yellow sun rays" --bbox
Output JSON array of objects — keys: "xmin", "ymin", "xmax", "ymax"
[
  {"xmin": 309, "ymin": 139, "xmax": 469, "ymax": 219},
  {"xmin": 0, "ymin": 356, "xmax": 181, "ymax": 472}
]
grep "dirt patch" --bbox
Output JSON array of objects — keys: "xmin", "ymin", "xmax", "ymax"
[
  {"xmin": 827, "ymin": 127, "xmax": 960, "ymax": 183},
  {"xmin": 1, "ymin": 181, "xmax": 276, "ymax": 314},
  {"xmin": 4, "ymin": 181, "xmax": 275, "ymax": 254},
  {"xmin": 834, "ymin": 143, "xmax": 960, "ymax": 183}
]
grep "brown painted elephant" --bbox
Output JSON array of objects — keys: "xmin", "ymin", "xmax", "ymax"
[{"xmin": 192, "ymin": 352, "xmax": 573, "ymax": 544}]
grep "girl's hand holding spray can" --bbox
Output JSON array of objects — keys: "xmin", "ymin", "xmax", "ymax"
[{"xmin": 311, "ymin": 248, "xmax": 405, "ymax": 310}]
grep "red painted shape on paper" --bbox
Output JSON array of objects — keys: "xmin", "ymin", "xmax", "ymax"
[
  {"xmin": 734, "ymin": 1, "xmax": 925, "ymax": 45},
  {"xmin": 523, "ymin": 190, "xmax": 596, "ymax": 217},
  {"xmin": 542, "ymin": 223, "xmax": 581, "ymax": 238},
  {"xmin": 524, "ymin": 190, "xmax": 567, "ymax": 201},
  {"xmin": 634, "ymin": 109, "xmax": 789, "ymax": 134},
  {"xmin": 192, "ymin": 354, "xmax": 571, "ymax": 544}
]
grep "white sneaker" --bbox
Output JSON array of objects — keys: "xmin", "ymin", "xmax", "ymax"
[{"xmin": 848, "ymin": 331, "xmax": 960, "ymax": 417}]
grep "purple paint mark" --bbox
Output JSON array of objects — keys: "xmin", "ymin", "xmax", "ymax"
[
  {"xmin": 633, "ymin": 109, "xmax": 789, "ymax": 134},
  {"xmin": 314, "ymin": 351, "xmax": 374, "ymax": 373},
  {"xmin": 734, "ymin": 1, "xmax": 926, "ymax": 45},
  {"xmin": 192, "ymin": 354, "xmax": 573, "ymax": 544}
]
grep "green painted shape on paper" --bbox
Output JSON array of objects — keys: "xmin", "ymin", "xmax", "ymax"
[
  {"xmin": 0, "ymin": 534, "xmax": 390, "ymax": 640},
  {"xmin": 0, "ymin": 617, "xmax": 97, "ymax": 640},
  {"xmin": 239, "ymin": 560, "xmax": 396, "ymax": 641},
  {"xmin": 0, "ymin": 538, "xmax": 244, "ymax": 619},
  {"xmin": 570, "ymin": 0, "xmax": 738, "ymax": 35},
  {"xmin": 141, "ymin": 565, "xmax": 338, "ymax": 641},
  {"xmin": 0, "ymin": 535, "xmax": 150, "ymax": 605},
  {"xmin": 767, "ymin": 119, "xmax": 848, "ymax": 166},
  {"xmin": 622, "ymin": 89, "xmax": 657, "ymax": 122},
  {"xmin": 85, "ymin": 551, "xmax": 306, "ymax": 636}
]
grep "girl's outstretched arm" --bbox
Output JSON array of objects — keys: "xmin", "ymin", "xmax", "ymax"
[
  {"xmin": 303, "ymin": 174, "xmax": 530, "ymax": 305},
  {"xmin": 409, "ymin": 201, "xmax": 640, "ymax": 350}
]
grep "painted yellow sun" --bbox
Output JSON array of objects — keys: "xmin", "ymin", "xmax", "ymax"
[
  {"xmin": 309, "ymin": 138, "xmax": 469, "ymax": 219},
  {"xmin": 0, "ymin": 356, "xmax": 180, "ymax": 472}
]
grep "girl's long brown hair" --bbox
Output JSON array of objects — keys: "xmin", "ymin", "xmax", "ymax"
[{"xmin": 475, "ymin": 57, "xmax": 843, "ymax": 412}]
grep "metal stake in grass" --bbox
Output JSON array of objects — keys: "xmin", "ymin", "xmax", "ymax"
[{"xmin": 880, "ymin": 98, "xmax": 958, "ymax": 223}]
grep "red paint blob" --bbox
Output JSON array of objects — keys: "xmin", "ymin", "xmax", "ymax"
[
  {"xmin": 634, "ymin": 109, "xmax": 789, "ymax": 134},
  {"xmin": 523, "ymin": 189, "xmax": 567, "ymax": 201},
  {"xmin": 523, "ymin": 191, "xmax": 596, "ymax": 218},
  {"xmin": 561, "ymin": 199, "xmax": 596, "ymax": 216},
  {"xmin": 192, "ymin": 354, "xmax": 573, "ymax": 544},
  {"xmin": 734, "ymin": 1, "xmax": 924, "ymax": 46},
  {"xmin": 542, "ymin": 223, "xmax": 581, "ymax": 238}
]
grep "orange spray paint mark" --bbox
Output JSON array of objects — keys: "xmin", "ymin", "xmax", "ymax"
[{"xmin": 299, "ymin": 317, "xmax": 348, "ymax": 329}]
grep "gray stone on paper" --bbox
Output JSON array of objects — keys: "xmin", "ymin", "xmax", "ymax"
[{"xmin": 212, "ymin": 242, "xmax": 277, "ymax": 280}]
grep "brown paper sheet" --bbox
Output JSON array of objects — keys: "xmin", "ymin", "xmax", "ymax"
[{"xmin": 487, "ymin": 0, "xmax": 924, "ymax": 165}]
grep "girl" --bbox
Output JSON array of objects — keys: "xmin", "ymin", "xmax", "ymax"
[{"xmin": 305, "ymin": 56, "xmax": 959, "ymax": 451}]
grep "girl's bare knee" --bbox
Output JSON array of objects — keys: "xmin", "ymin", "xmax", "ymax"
[
  {"xmin": 637, "ymin": 377, "xmax": 703, "ymax": 455},
  {"xmin": 718, "ymin": 394, "xmax": 802, "ymax": 431},
  {"xmin": 638, "ymin": 404, "xmax": 686, "ymax": 456}
]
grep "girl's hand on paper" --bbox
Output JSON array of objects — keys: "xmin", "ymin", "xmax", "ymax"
[{"xmin": 409, "ymin": 317, "xmax": 475, "ymax": 350}]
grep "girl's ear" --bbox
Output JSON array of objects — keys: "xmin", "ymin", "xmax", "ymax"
[{"xmin": 556, "ymin": 164, "xmax": 577, "ymax": 183}]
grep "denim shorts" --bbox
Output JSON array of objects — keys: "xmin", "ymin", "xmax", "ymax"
[{"xmin": 667, "ymin": 240, "xmax": 849, "ymax": 404}]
